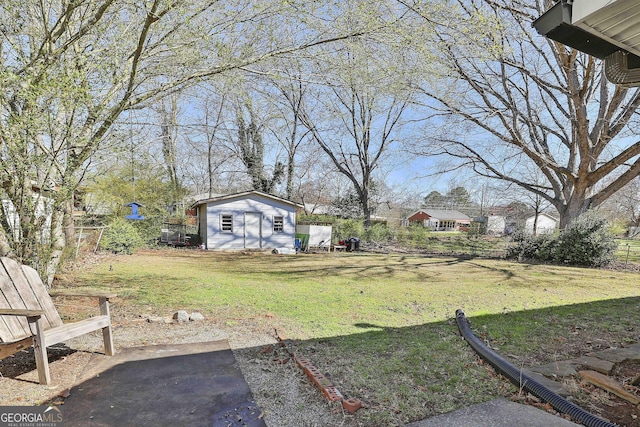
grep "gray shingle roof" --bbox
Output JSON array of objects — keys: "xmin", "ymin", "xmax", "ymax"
[{"xmin": 410, "ymin": 209, "xmax": 471, "ymax": 221}]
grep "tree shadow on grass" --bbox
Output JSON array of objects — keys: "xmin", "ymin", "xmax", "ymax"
[
  {"xmin": 3, "ymin": 296, "xmax": 639, "ymax": 426},
  {"xmin": 281, "ymin": 296, "xmax": 640, "ymax": 426},
  {"xmin": 255, "ymin": 254, "xmax": 481, "ymax": 280}
]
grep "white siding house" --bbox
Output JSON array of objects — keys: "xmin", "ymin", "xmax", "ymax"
[
  {"xmin": 192, "ymin": 191, "xmax": 301, "ymax": 250},
  {"xmin": 1, "ymin": 195, "xmax": 53, "ymax": 242},
  {"xmin": 525, "ymin": 213, "xmax": 558, "ymax": 235},
  {"xmin": 486, "ymin": 215, "xmax": 506, "ymax": 235}
]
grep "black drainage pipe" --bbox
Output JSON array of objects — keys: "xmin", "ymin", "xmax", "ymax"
[{"xmin": 455, "ymin": 309, "xmax": 617, "ymax": 427}]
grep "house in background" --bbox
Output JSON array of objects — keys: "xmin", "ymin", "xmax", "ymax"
[
  {"xmin": 486, "ymin": 215, "xmax": 507, "ymax": 235},
  {"xmin": 2, "ymin": 182, "xmax": 55, "ymax": 242},
  {"xmin": 405, "ymin": 209, "xmax": 472, "ymax": 231},
  {"xmin": 192, "ymin": 191, "xmax": 301, "ymax": 250},
  {"xmin": 524, "ymin": 213, "xmax": 558, "ymax": 235}
]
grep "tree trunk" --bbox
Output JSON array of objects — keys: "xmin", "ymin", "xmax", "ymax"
[
  {"xmin": 160, "ymin": 96, "xmax": 180, "ymax": 195},
  {"xmin": 286, "ymin": 153, "xmax": 295, "ymax": 200},
  {"xmin": 361, "ymin": 184, "xmax": 371, "ymax": 227},
  {"xmin": 558, "ymin": 197, "xmax": 592, "ymax": 229},
  {"xmin": 44, "ymin": 200, "xmax": 68, "ymax": 288}
]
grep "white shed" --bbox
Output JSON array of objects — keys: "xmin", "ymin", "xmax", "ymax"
[
  {"xmin": 192, "ymin": 191, "xmax": 301, "ymax": 250},
  {"xmin": 525, "ymin": 213, "xmax": 558, "ymax": 235}
]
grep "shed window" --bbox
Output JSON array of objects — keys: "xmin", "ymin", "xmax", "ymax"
[
  {"xmin": 221, "ymin": 215, "xmax": 233, "ymax": 232},
  {"xmin": 273, "ymin": 216, "xmax": 284, "ymax": 232}
]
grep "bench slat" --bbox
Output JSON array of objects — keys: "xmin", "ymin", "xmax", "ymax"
[
  {"xmin": 0, "ymin": 337, "xmax": 33, "ymax": 359},
  {"xmin": 0, "ymin": 309, "xmax": 44, "ymax": 317},
  {"xmin": 43, "ymin": 315, "xmax": 111, "ymax": 346},
  {"xmin": 21, "ymin": 264, "xmax": 63, "ymax": 328},
  {"xmin": 50, "ymin": 290, "xmax": 117, "ymax": 299},
  {"xmin": 0, "ymin": 261, "xmax": 32, "ymax": 341}
]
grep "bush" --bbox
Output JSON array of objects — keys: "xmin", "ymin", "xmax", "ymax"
[
  {"xmin": 333, "ymin": 219, "xmax": 365, "ymax": 242},
  {"xmin": 331, "ymin": 219, "xmax": 431, "ymax": 246},
  {"xmin": 553, "ymin": 211, "xmax": 618, "ymax": 266},
  {"xmin": 506, "ymin": 211, "xmax": 617, "ymax": 267},
  {"xmin": 395, "ymin": 224, "xmax": 430, "ymax": 247},
  {"xmin": 506, "ymin": 232, "xmax": 557, "ymax": 261},
  {"xmin": 364, "ymin": 223, "xmax": 394, "ymax": 243},
  {"xmin": 101, "ymin": 218, "xmax": 144, "ymax": 254}
]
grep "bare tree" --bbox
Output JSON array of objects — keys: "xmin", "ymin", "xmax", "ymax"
[
  {"xmin": 410, "ymin": 0, "xmax": 640, "ymax": 229},
  {"xmin": 202, "ymin": 93, "xmax": 232, "ymax": 197},
  {"xmin": 301, "ymin": 89, "xmax": 408, "ymax": 225},
  {"xmin": 266, "ymin": 66, "xmax": 312, "ymax": 200},
  {"xmin": 0, "ymin": 0, "xmax": 382, "ymax": 277},
  {"xmin": 235, "ymin": 101, "xmax": 285, "ymax": 194},
  {"xmin": 299, "ymin": 39, "xmax": 413, "ymax": 225},
  {"xmin": 158, "ymin": 95, "xmax": 181, "ymax": 196},
  {"xmin": 599, "ymin": 177, "xmax": 640, "ymax": 228}
]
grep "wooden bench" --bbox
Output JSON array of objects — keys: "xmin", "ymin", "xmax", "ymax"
[{"xmin": 0, "ymin": 257, "xmax": 115, "ymax": 384}]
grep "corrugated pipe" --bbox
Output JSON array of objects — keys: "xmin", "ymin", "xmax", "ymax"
[{"xmin": 455, "ymin": 309, "xmax": 617, "ymax": 427}]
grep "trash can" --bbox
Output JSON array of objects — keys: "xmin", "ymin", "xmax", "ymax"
[{"xmin": 347, "ymin": 237, "xmax": 360, "ymax": 252}]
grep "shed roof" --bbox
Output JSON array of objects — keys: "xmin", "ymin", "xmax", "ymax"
[{"xmin": 191, "ymin": 190, "xmax": 302, "ymax": 209}]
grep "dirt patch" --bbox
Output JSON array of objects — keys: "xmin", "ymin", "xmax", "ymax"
[
  {"xmin": 508, "ymin": 359, "xmax": 640, "ymax": 427},
  {"xmin": 579, "ymin": 360, "xmax": 640, "ymax": 427}
]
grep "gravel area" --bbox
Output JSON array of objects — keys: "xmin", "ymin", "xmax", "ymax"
[{"xmin": 0, "ymin": 310, "xmax": 355, "ymax": 427}]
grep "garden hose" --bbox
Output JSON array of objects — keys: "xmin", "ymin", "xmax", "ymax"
[{"xmin": 455, "ymin": 309, "xmax": 617, "ymax": 427}]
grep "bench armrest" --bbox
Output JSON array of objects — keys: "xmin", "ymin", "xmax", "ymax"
[
  {"xmin": 0, "ymin": 308, "xmax": 44, "ymax": 317},
  {"xmin": 49, "ymin": 290, "xmax": 117, "ymax": 299}
]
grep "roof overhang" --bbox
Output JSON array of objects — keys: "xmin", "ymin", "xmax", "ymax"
[
  {"xmin": 191, "ymin": 190, "xmax": 303, "ymax": 209},
  {"xmin": 572, "ymin": 0, "xmax": 640, "ymax": 58},
  {"xmin": 533, "ymin": 0, "xmax": 640, "ymax": 86}
]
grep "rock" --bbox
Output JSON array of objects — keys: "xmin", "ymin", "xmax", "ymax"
[
  {"xmin": 190, "ymin": 312, "xmax": 205, "ymax": 321},
  {"xmin": 569, "ymin": 355, "xmax": 614, "ymax": 375},
  {"xmin": 147, "ymin": 316, "xmax": 169, "ymax": 324},
  {"xmin": 173, "ymin": 310, "xmax": 189, "ymax": 322},
  {"xmin": 588, "ymin": 347, "xmax": 640, "ymax": 363},
  {"xmin": 521, "ymin": 369, "xmax": 571, "ymax": 396},
  {"xmin": 529, "ymin": 360, "xmax": 578, "ymax": 378}
]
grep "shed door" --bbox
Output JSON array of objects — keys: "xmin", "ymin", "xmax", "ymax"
[{"xmin": 244, "ymin": 212, "xmax": 262, "ymax": 248}]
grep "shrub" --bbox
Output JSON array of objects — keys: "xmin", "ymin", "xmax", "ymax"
[
  {"xmin": 553, "ymin": 211, "xmax": 618, "ymax": 267},
  {"xmin": 333, "ymin": 218, "xmax": 365, "ymax": 242},
  {"xmin": 506, "ymin": 211, "xmax": 617, "ymax": 267},
  {"xmin": 365, "ymin": 223, "xmax": 394, "ymax": 243},
  {"xmin": 101, "ymin": 218, "xmax": 144, "ymax": 254},
  {"xmin": 609, "ymin": 220, "xmax": 628, "ymax": 237},
  {"xmin": 395, "ymin": 224, "xmax": 430, "ymax": 247},
  {"xmin": 297, "ymin": 214, "xmax": 336, "ymax": 225},
  {"xmin": 330, "ymin": 219, "xmax": 433, "ymax": 246}
]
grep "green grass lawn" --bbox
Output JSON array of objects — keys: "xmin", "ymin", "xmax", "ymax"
[{"xmin": 62, "ymin": 249, "xmax": 640, "ymax": 426}]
